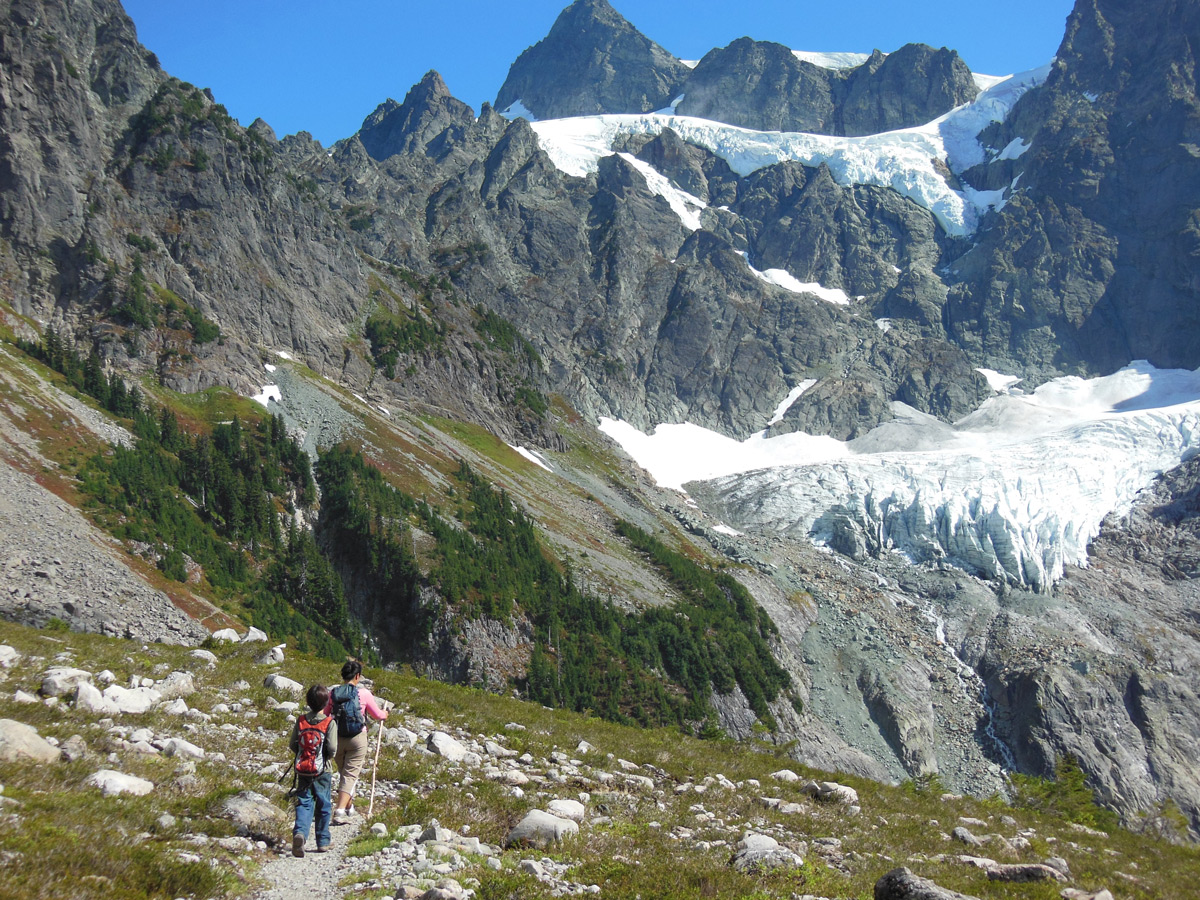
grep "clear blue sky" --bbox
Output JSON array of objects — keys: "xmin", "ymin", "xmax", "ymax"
[{"xmin": 120, "ymin": 0, "xmax": 1077, "ymax": 147}]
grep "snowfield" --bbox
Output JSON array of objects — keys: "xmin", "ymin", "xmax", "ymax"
[{"xmin": 601, "ymin": 363, "xmax": 1200, "ymax": 590}]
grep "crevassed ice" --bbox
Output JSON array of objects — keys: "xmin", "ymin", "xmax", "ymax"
[{"xmin": 600, "ymin": 363, "xmax": 1200, "ymax": 589}]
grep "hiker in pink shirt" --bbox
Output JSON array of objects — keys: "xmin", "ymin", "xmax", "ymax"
[{"xmin": 323, "ymin": 659, "xmax": 388, "ymax": 822}]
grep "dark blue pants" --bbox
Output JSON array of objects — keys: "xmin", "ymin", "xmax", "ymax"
[{"xmin": 293, "ymin": 771, "xmax": 332, "ymax": 848}]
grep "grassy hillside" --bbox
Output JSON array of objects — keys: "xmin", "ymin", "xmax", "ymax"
[{"xmin": 0, "ymin": 620, "xmax": 1195, "ymax": 900}]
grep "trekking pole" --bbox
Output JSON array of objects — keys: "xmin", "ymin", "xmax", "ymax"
[{"xmin": 366, "ymin": 716, "xmax": 384, "ymax": 819}]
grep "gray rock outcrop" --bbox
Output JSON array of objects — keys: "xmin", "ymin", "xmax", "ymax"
[
  {"xmin": 875, "ymin": 867, "xmax": 980, "ymax": 900},
  {"xmin": 505, "ymin": 809, "xmax": 580, "ymax": 848}
]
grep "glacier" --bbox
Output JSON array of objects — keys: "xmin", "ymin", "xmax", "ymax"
[
  {"xmin": 601, "ymin": 363, "xmax": 1200, "ymax": 591},
  {"xmin": 526, "ymin": 64, "xmax": 1050, "ymax": 236}
]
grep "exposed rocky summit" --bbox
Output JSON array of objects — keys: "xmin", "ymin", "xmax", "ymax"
[
  {"xmin": 494, "ymin": 0, "xmax": 689, "ymax": 119},
  {"xmin": 676, "ymin": 40, "xmax": 979, "ymax": 136},
  {"xmin": 358, "ymin": 71, "xmax": 477, "ymax": 162}
]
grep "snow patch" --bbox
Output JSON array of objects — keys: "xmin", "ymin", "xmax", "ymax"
[
  {"xmin": 972, "ymin": 72, "xmax": 1010, "ymax": 91},
  {"xmin": 875, "ymin": 318, "xmax": 893, "ymax": 333},
  {"xmin": 997, "ymin": 137, "xmax": 1031, "ymax": 160},
  {"xmin": 738, "ymin": 252, "xmax": 850, "ymax": 304},
  {"xmin": 791, "ymin": 50, "xmax": 871, "ymax": 69},
  {"xmin": 500, "ymin": 99, "xmax": 537, "ymax": 121},
  {"xmin": 976, "ymin": 368, "xmax": 1023, "ymax": 393},
  {"xmin": 275, "ymin": 350, "xmax": 294, "ymax": 361},
  {"xmin": 712, "ymin": 523, "xmax": 743, "ymax": 537},
  {"xmin": 250, "ymin": 385, "xmax": 282, "ymax": 409},
  {"xmin": 617, "ymin": 153, "xmax": 706, "ymax": 230},
  {"xmin": 263, "ymin": 363, "xmax": 277, "ymax": 373},
  {"xmin": 653, "ymin": 95, "xmax": 686, "ymax": 114},
  {"xmin": 509, "ymin": 444, "xmax": 553, "ymax": 473},
  {"xmin": 768, "ymin": 380, "xmax": 818, "ymax": 426}
]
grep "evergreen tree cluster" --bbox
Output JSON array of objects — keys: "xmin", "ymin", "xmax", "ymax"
[
  {"xmin": 314, "ymin": 448, "xmax": 791, "ymax": 733},
  {"xmin": 314, "ymin": 445, "xmax": 428, "ymax": 645},
  {"xmin": 16, "ymin": 332, "xmax": 347, "ymax": 658},
  {"xmin": 19, "ymin": 328, "xmax": 146, "ymax": 418},
  {"xmin": 364, "ymin": 313, "xmax": 443, "ymax": 379}
]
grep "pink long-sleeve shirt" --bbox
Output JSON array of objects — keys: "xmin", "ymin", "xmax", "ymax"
[{"xmin": 323, "ymin": 683, "xmax": 388, "ymax": 721}]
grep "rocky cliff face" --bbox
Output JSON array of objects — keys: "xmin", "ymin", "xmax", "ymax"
[
  {"xmin": 676, "ymin": 40, "xmax": 979, "ymax": 136},
  {"xmin": 945, "ymin": 0, "xmax": 1200, "ymax": 378}
]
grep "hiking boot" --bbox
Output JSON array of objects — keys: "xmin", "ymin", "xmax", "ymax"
[
  {"xmin": 292, "ymin": 834, "xmax": 305, "ymax": 858},
  {"xmin": 314, "ymin": 845, "xmax": 330, "ymax": 853},
  {"xmin": 331, "ymin": 810, "xmax": 348, "ymax": 825}
]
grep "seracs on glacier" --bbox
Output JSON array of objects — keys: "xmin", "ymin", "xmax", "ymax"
[{"xmin": 601, "ymin": 363, "xmax": 1200, "ymax": 591}]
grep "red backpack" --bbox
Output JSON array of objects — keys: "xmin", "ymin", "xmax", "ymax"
[{"xmin": 295, "ymin": 715, "xmax": 332, "ymax": 777}]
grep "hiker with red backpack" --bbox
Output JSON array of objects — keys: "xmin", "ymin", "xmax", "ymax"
[
  {"xmin": 325, "ymin": 659, "xmax": 389, "ymax": 824},
  {"xmin": 289, "ymin": 683, "xmax": 338, "ymax": 857}
]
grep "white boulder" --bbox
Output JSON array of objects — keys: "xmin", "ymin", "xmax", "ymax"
[
  {"xmin": 86, "ymin": 769, "xmax": 154, "ymax": 796},
  {"xmin": 0, "ymin": 719, "xmax": 61, "ymax": 763},
  {"xmin": 427, "ymin": 731, "xmax": 468, "ymax": 762},
  {"xmin": 241, "ymin": 627, "xmax": 269, "ymax": 643},
  {"xmin": 156, "ymin": 671, "xmax": 196, "ymax": 699},
  {"xmin": 0, "ymin": 645, "xmax": 18, "ymax": 668},
  {"xmin": 162, "ymin": 738, "xmax": 204, "ymax": 759},
  {"xmin": 40, "ymin": 667, "xmax": 92, "ymax": 697},
  {"xmin": 256, "ymin": 643, "xmax": 286, "ymax": 664},
  {"xmin": 102, "ymin": 685, "xmax": 161, "ymax": 714},
  {"xmin": 505, "ymin": 809, "xmax": 579, "ymax": 848},
  {"xmin": 74, "ymin": 682, "xmax": 119, "ymax": 716},
  {"xmin": 547, "ymin": 798, "xmax": 586, "ymax": 822},
  {"xmin": 263, "ymin": 674, "xmax": 303, "ymax": 696}
]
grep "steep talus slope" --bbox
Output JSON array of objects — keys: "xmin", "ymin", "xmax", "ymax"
[
  {"xmin": 676, "ymin": 40, "xmax": 979, "ymax": 136},
  {"xmin": 494, "ymin": 0, "xmax": 690, "ymax": 119},
  {"xmin": 946, "ymin": 0, "xmax": 1200, "ymax": 377}
]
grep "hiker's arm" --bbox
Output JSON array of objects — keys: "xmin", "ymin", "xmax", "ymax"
[
  {"xmin": 288, "ymin": 721, "xmax": 299, "ymax": 755},
  {"xmin": 359, "ymin": 687, "xmax": 388, "ymax": 721},
  {"xmin": 325, "ymin": 725, "xmax": 337, "ymax": 759}
]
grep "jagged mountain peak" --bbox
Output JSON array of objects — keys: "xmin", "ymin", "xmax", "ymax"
[
  {"xmin": 357, "ymin": 69, "xmax": 475, "ymax": 161},
  {"xmin": 494, "ymin": 0, "xmax": 689, "ymax": 119}
]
